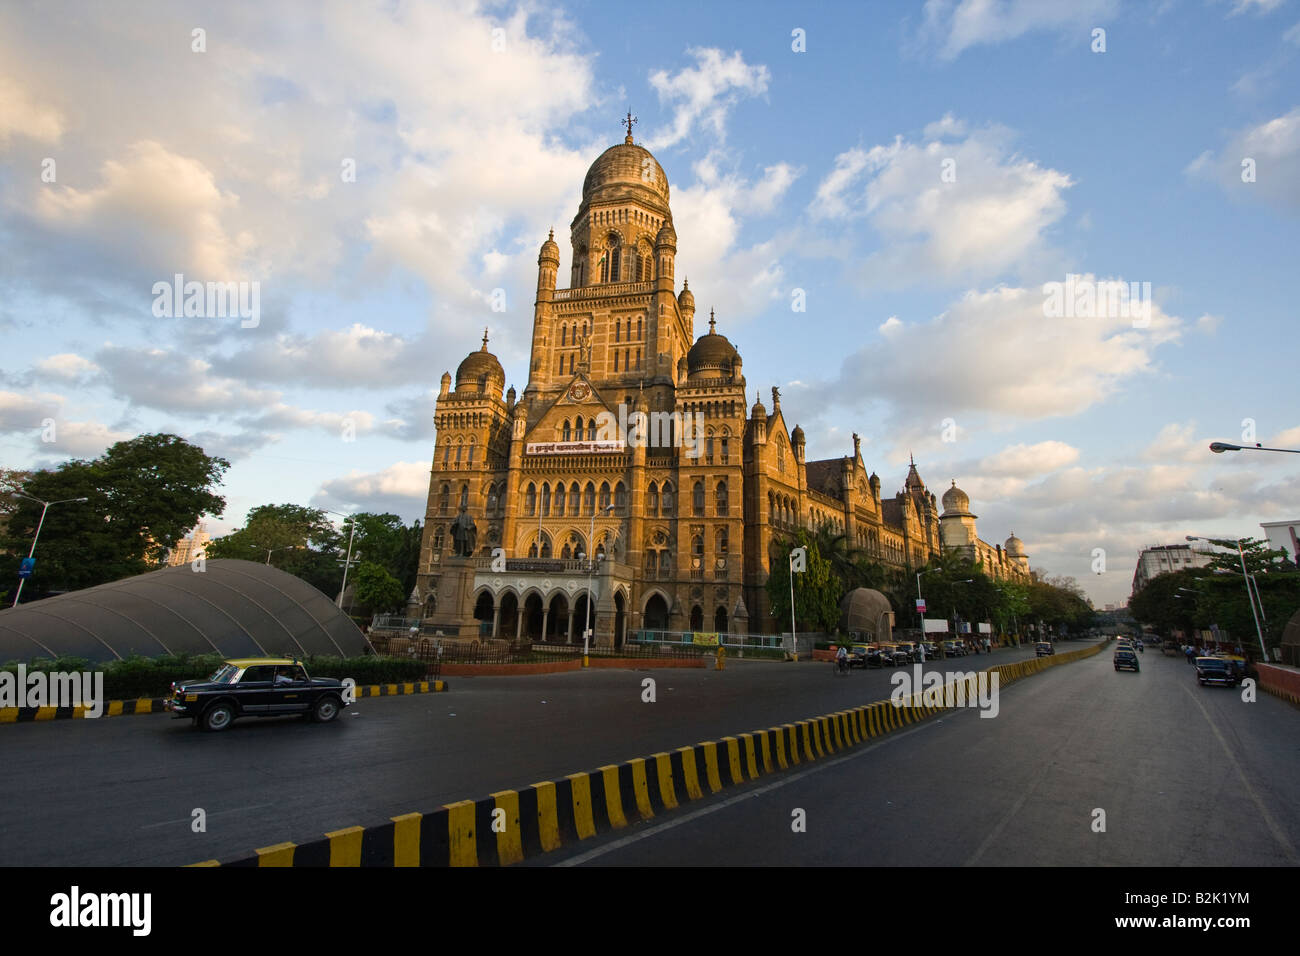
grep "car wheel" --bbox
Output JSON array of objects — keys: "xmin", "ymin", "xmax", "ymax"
[
  {"xmin": 202, "ymin": 702, "xmax": 234, "ymax": 732},
  {"xmin": 312, "ymin": 695, "xmax": 341, "ymax": 723}
]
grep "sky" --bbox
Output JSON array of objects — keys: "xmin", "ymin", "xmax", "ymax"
[{"xmin": 1, "ymin": 0, "xmax": 1297, "ymax": 608}]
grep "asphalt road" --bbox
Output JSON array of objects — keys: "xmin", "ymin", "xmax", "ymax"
[
  {"xmin": 535, "ymin": 646, "xmax": 1300, "ymax": 866},
  {"xmin": 0, "ymin": 643, "xmax": 1049, "ymax": 866}
]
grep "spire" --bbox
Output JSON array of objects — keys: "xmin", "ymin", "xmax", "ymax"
[
  {"xmin": 709, "ymin": 308, "xmax": 716, "ymax": 334},
  {"xmin": 623, "ymin": 110, "xmax": 637, "ymax": 144},
  {"xmin": 481, "ymin": 328, "xmax": 489, "ymax": 351},
  {"xmin": 548, "ymin": 228, "xmax": 554, "ymax": 240}
]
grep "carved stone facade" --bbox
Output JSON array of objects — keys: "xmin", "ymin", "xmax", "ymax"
[{"xmin": 416, "ymin": 132, "xmax": 1030, "ymax": 643}]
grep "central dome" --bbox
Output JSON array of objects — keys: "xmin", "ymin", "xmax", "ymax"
[
  {"xmin": 687, "ymin": 311, "xmax": 739, "ymax": 380},
  {"xmin": 582, "ymin": 141, "xmax": 670, "ymax": 210}
]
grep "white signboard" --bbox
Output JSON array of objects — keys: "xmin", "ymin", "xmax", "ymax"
[
  {"xmin": 978, "ymin": 623, "xmax": 992, "ymax": 634},
  {"xmin": 923, "ymin": 620, "xmax": 948, "ymax": 633},
  {"xmin": 526, "ymin": 441, "xmax": 625, "ymax": 455}
]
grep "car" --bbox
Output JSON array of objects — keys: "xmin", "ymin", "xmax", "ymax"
[
  {"xmin": 877, "ymin": 643, "xmax": 909, "ymax": 667},
  {"xmin": 847, "ymin": 644, "xmax": 871, "ymax": 668},
  {"xmin": 1035, "ymin": 642, "xmax": 1054, "ymax": 657},
  {"xmin": 894, "ymin": 642, "xmax": 918, "ymax": 663},
  {"xmin": 1134, "ymin": 639, "xmax": 1144, "ymax": 650},
  {"xmin": 922, "ymin": 642, "xmax": 940, "ymax": 658},
  {"xmin": 1113, "ymin": 649, "xmax": 1140, "ymax": 672},
  {"xmin": 1195, "ymin": 657, "xmax": 1236, "ymax": 687},
  {"xmin": 942, "ymin": 640, "xmax": 964, "ymax": 657},
  {"xmin": 164, "ymin": 657, "xmax": 350, "ymax": 731}
]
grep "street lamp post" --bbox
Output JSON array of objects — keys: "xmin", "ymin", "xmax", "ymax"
[
  {"xmin": 9, "ymin": 493, "xmax": 88, "ymax": 608},
  {"xmin": 325, "ymin": 511, "xmax": 359, "ymax": 610},
  {"xmin": 1209, "ymin": 442, "xmax": 1300, "ymax": 455},
  {"xmin": 583, "ymin": 504, "xmax": 616, "ymax": 667},
  {"xmin": 917, "ymin": 567, "xmax": 941, "ymax": 656},
  {"xmin": 1186, "ymin": 535, "xmax": 1267, "ymax": 662}
]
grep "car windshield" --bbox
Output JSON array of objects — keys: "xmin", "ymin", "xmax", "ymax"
[
  {"xmin": 1199, "ymin": 660, "xmax": 1225, "ymax": 669},
  {"xmin": 207, "ymin": 664, "xmax": 239, "ymax": 684}
]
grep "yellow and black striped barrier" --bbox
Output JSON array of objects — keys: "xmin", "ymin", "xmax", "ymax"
[
  {"xmin": 0, "ymin": 679, "xmax": 448, "ymax": 726},
  {"xmin": 197, "ymin": 642, "xmax": 1108, "ymax": 867}
]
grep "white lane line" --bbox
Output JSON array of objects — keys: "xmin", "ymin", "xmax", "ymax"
[
  {"xmin": 554, "ymin": 718, "xmax": 949, "ymax": 867},
  {"xmin": 139, "ymin": 803, "xmax": 274, "ymax": 829},
  {"xmin": 1180, "ymin": 681, "xmax": 1298, "ymax": 863}
]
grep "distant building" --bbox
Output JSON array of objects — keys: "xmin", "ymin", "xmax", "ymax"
[
  {"xmin": 1131, "ymin": 544, "xmax": 1213, "ymax": 593},
  {"xmin": 1260, "ymin": 519, "xmax": 1300, "ymax": 564},
  {"xmin": 168, "ymin": 523, "xmax": 209, "ymax": 567}
]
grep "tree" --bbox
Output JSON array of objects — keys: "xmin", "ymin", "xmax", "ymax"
[
  {"xmin": 207, "ymin": 504, "xmax": 343, "ymax": 596},
  {"xmin": 353, "ymin": 561, "xmax": 406, "ymax": 613},
  {"xmin": 348, "ymin": 512, "xmax": 422, "ymax": 596},
  {"xmin": 1, "ymin": 435, "xmax": 228, "ymax": 600},
  {"xmin": 766, "ymin": 530, "xmax": 842, "ymax": 633}
]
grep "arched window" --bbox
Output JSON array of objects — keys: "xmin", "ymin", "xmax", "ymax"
[
  {"xmin": 616, "ymin": 318, "xmax": 622, "ymax": 343},
  {"xmin": 562, "ymin": 420, "xmax": 571, "ymax": 441},
  {"xmin": 693, "ymin": 481, "xmax": 705, "ymax": 516},
  {"xmin": 525, "ymin": 483, "xmax": 536, "ymax": 516},
  {"xmin": 587, "ymin": 418, "xmax": 597, "ymax": 441},
  {"xmin": 647, "ymin": 482, "xmax": 659, "ymax": 516},
  {"xmin": 644, "ymin": 549, "xmax": 656, "ymax": 574},
  {"xmin": 659, "ymin": 550, "xmax": 672, "ymax": 573},
  {"xmin": 584, "ymin": 482, "xmax": 596, "ymax": 513},
  {"xmin": 720, "ymin": 437, "xmax": 729, "ymax": 463},
  {"xmin": 599, "ymin": 482, "xmax": 611, "ymax": 510},
  {"xmin": 691, "ymin": 535, "xmax": 704, "ymax": 569},
  {"xmin": 561, "ymin": 325, "xmax": 567, "ymax": 346},
  {"xmin": 442, "ymin": 444, "xmax": 450, "ymax": 465},
  {"xmin": 636, "ymin": 348, "xmax": 641, "ymax": 370},
  {"xmin": 541, "ymin": 483, "xmax": 551, "ymax": 516},
  {"xmin": 706, "ymin": 434, "xmax": 715, "ymax": 460},
  {"xmin": 716, "ymin": 527, "xmax": 729, "ymax": 555},
  {"xmin": 716, "ymin": 480, "xmax": 728, "ymax": 516},
  {"xmin": 661, "ymin": 482, "xmax": 674, "ymax": 515},
  {"xmin": 777, "ymin": 441, "xmax": 785, "ymax": 474},
  {"xmin": 433, "ymin": 526, "xmax": 444, "ymax": 551},
  {"xmin": 459, "ymin": 484, "xmax": 469, "ymax": 509},
  {"xmin": 614, "ymin": 350, "xmax": 619, "ymax": 372},
  {"xmin": 487, "ymin": 485, "xmax": 499, "ymax": 516},
  {"xmin": 637, "ymin": 317, "xmax": 643, "ymax": 340},
  {"xmin": 555, "ymin": 484, "xmax": 566, "ymax": 516},
  {"xmin": 558, "ymin": 355, "xmax": 564, "ymax": 375},
  {"xmin": 438, "ymin": 483, "xmax": 450, "ymax": 516},
  {"xmin": 456, "ymin": 443, "xmax": 463, "ymax": 466},
  {"xmin": 467, "ymin": 442, "xmax": 475, "ymax": 465},
  {"xmin": 570, "ymin": 482, "xmax": 581, "ymax": 516},
  {"xmin": 615, "ymin": 481, "xmax": 627, "ymax": 513}
]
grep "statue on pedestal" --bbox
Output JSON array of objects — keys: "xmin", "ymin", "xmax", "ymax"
[{"xmin": 450, "ymin": 505, "xmax": 477, "ymax": 557}]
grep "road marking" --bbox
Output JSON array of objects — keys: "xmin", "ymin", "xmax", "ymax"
[
  {"xmin": 1179, "ymin": 681, "xmax": 1298, "ymax": 863},
  {"xmin": 139, "ymin": 803, "xmax": 274, "ymax": 829},
  {"xmin": 553, "ymin": 719, "xmax": 947, "ymax": 866}
]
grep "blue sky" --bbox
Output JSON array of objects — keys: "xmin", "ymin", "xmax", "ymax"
[{"xmin": 1, "ymin": 0, "xmax": 1297, "ymax": 606}]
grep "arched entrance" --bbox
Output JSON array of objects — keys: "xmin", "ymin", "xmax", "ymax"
[
  {"xmin": 523, "ymin": 593, "xmax": 544, "ymax": 642},
  {"xmin": 473, "ymin": 592, "xmax": 494, "ymax": 637},
  {"xmin": 498, "ymin": 592, "xmax": 519, "ymax": 642},
  {"xmin": 690, "ymin": 604, "xmax": 704, "ymax": 631},
  {"xmin": 644, "ymin": 593, "xmax": 669, "ymax": 631},
  {"xmin": 614, "ymin": 591, "xmax": 626, "ymax": 648},
  {"xmin": 547, "ymin": 594, "xmax": 570, "ymax": 643},
  {"xmin": 714, "ymin": 606, "xmax": 727, "ymax": 634}
]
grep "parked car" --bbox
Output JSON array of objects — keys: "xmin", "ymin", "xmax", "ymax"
[
  {"xmin": 165, "ymin": 658, "xmax": 350, "ymax": 731},
  {"xmin": 848, "ymin": 644, "xmax": 871, "ymax": 669},
  {"xmin": 1113, "ymin": 649, "xmax": 1140, "ymax": 672},
  {"xmin": 877, "ymin": 644, "xmax": 909, "ymax": 667},
  {"xmin": 1195, "ymin": 657, "xmax": 1236, "ymax": 687},
  {"xmin": 894, "ymin": 642, "xmax": 918, "ymax": 663},
  {"xmin": 1035, "ymin": 642, "xmax": 1054, "ymax": 657},
  {"xmin": 922, "ymin": 642, "xmax": 940, "ymax": 658}
]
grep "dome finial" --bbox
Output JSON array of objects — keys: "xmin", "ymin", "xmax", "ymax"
[
  {"xmin": 709, "ymin": 307, "xmax": 716, "ymax": 333},
  {"xmin": 548, "ymin": 227, "xmax": 554, "ymax": 240},
  {"xmin": 623, "ymin": 110, "xmax": 637, "ymax": 144},
  {"xmin": 482, "ymin": 328, "xmax": 489, "ymax": 351}
]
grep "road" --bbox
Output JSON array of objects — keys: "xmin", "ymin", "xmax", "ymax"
[
  {"xmin": 0, "ymin": 643, "xmax": 1043, "ymax": 866},
  {"xmin": 535, "ymin": 646, "xmax": 1300, "ymax": 866}
]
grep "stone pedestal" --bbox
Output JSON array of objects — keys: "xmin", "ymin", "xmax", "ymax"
[{"xmin": 425, "ymin": 557, "xmax": 477, "ymax": 636}]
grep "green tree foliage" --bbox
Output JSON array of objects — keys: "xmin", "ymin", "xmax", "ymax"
[
  {"xmin": 206, "ymin": 504, "xmax": 344, "ymax": 596},
  {"xmin": 353, "ymin": 560, "xmax": 406, "ymax": 613},
  {"xmin": 766, "ymin": 529, "xmax": 842, "ymax": 633},
  {"xmin": 348, "ymin": 512, "xmax": 422, "ymax": 595},
  {"xmin": 1, "ymin": 435, "xmax": 228, "ymax": 601}
]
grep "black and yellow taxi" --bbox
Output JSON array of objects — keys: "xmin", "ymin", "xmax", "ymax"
[{"xmin": 165, "ymin": 658, "xmax": 350, "ymax": 731}]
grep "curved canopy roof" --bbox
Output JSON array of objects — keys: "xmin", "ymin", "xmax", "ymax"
[{"xmin": 0, "ymin": 559, "xmax": 368, "ymax": 663}]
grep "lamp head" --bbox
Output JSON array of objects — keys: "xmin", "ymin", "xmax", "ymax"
[{"xmin": 1209, "ymin": 442, "xmax": 1239, "ymax": 454}]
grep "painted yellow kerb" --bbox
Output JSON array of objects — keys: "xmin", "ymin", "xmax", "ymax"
[
  {"xmin": 677, "ymin": 747, "xmax": 704, "ymax": 800},
  {"xmin": 392, "ymin": 812, "xmax": 421, "ymax": 867},
  {"xmin": 491, "ymin": 792, "xmax": 524, "ymax": 865},
  {"xmin": 598, "ymin": 765, "xmax": 627, "ymax": 829},
  {"xmin": 445, "ymin": 800, "xmax": 478, "ymax": 867},
  {"xmin": 532, "ymin": 781, "xmax": 562, "ymax": 851},
  {"xmin": 325, "ymin": 826, "xmax": 363, "ymax": 867}
]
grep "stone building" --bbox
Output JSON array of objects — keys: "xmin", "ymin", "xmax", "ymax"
[{"xmin": 414, "ymin": 129, "xmax": 1031, "ymax": 644}]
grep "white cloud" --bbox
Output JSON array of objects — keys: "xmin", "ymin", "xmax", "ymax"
[
  {"xmin": 40, "ymin": 420, "xmax": 133, "ymax": 457},
  {"xmin": 0, "ymin": 73, "xmax": 64, "ymax": 144},
  {"xmin": 978, "ymin": 440, "xmax": 1080, "ymax": 477},
  {"xmin": 1188, "ymin": 107, "xmax": 1300, "ymax": 213},
  {"xmin": 1227, "ymin": 0, "xmax": 1284, "ymax": 16},
  {"xmin": 918, "ymin": 0, "xmax": 1119, "ymax": 60},
  {"xmin": 645, "ymin": 48, "xmax": 770, "ymax": 150},
  {"xmin": 313, "ymin": 461, "xmax": 430, "ymax": 519},
  {"xmin": 1143, "ymin": 422, "xmax": 1215, "ymax": 463},
  {"xmin": 211, "ymin": 323, "xmax": 428, "ymax": 388},
  {"xmin": 33, "ymin": 353, "xmax": 100, "ymax": 382},
  {"xmin": 810, "ymin": 121, "xmax": 1073, "ymax": 286}
]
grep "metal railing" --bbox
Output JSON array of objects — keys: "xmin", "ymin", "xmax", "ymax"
[{"xmin": 629, "ymin": 630, "xmax": 788, "ymax": 650}]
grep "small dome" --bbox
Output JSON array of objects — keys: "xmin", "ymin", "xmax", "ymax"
[
  {"xmin": 1005, "ymin": 533, "xmax": 1025, "ymax": 556},
  {"xmin": 839, "ymin": 588, "xmax": 894, "ymax": 638},
  {"xmin": 655, "ymin": 221, "xmax": 677, "ymax": 248},
  {"xmin": 539, "ymin": 229, "xmax": 560, "ymax": 263},
  {"xmin": 791, "ymin": 425, "xmax": 805, "ymax": 444},
  {"xmin": 686, "ymin": 309, "xmax": 739, "ymax": 380},
  {"xmin": 582, "ymin": 142, "xmax": 670, "ymax": 211},
  {"xmin": 455, "ymin": 329, "xmax": 505, "ymax": 396},
  {"xmin": 941, "ymin": 479, "xmax": 971, "ymax": 515},
  {"xmin": 750, "ymin": 391, "xmax": 767, "ymax": 419},
  {"xmin": 678, "ymin": 279, "xmax": 695, "ymax": 312}
]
